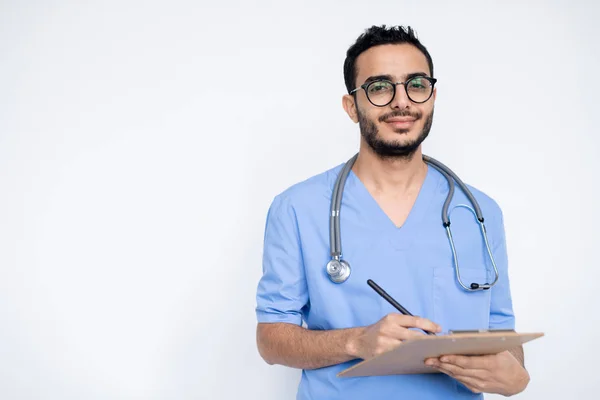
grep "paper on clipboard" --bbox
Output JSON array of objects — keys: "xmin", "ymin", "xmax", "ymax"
[{"xmin": 337, "ymin": 331, "xmax": 544, "ymax": 378}]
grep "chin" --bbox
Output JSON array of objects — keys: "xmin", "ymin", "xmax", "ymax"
[{"xmin": 381, "ymin": 127, "xmax": 416, "ymax": 140}]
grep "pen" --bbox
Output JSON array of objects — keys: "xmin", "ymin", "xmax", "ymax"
[{"xmin": 367, "ymin": 279, "xmax": 436, "ymax": 335}]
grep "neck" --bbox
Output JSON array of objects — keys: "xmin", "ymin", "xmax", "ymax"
[{"xmin": 352, "ymin": 144, "xmax": 427, "ymax": 196}]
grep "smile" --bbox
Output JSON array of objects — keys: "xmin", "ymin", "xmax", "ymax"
[{"xmin": 385, "ymin": 118, "xmax": 416, "ymax": 129}]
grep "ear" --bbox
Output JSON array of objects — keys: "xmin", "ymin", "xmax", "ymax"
[{"xmin": 342, "ymin": 94, "xmax": 359, "ymax": 123}]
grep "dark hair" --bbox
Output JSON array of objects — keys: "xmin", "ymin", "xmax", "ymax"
[{"xmin": 343, "ymin": 25, "xmax": 434, "ymax": 94}]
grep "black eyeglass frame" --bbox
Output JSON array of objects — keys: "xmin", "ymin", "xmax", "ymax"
[{"xmin": 350, "ymin": 76, "xmax": 438, "ymax": 107}]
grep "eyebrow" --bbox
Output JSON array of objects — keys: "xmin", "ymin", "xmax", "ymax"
[{"xmin": 362, "ymin": 71, "xmax": 430, "ymax": 85}]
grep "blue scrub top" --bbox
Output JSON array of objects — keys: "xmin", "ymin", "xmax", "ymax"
[{"xmin": 255, "ymin": 161, "xmax": 515, "ymax": 400}]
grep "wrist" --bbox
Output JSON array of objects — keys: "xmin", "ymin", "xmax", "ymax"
[{"xmin": 345, "ymin": 327, "xmax": 365, "ymax": 359}]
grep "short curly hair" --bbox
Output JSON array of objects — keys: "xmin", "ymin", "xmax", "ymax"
[{"xmin": 343, "ymin": 25, "xmax": 434, "ymax": 94}]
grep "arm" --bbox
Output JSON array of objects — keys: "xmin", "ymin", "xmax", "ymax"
[
  {"xmin": 254, "ymin": 194, "xmax": 354, "ymax": 370},
  {"xmin": 257, "ymin": 315, "xmax": 442, "ymax": 370},
  {"xmin": 489, "ymin": 207, "xmax": 527, "ymax": 370},
  {"xmin": 255, "ymin": 195, "xmax": 441, "ymax": 370},
  {"xmin": 256, "ymin": 322, "xmax": 362, "ymax": 369}
]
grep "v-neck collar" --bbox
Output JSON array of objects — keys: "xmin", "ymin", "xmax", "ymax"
[{"xmin": 347, "ymin": 164, "xmax": 442, "ymax": 250}]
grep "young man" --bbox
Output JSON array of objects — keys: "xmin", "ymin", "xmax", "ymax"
[{"xmin": 255, "ymin": 25, "xmax": 529, "ymax": 399}]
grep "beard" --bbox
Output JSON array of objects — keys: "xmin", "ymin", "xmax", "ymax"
[{"xmin": 357, "ymin": 106, "xmax": 434, "ymax": 161}]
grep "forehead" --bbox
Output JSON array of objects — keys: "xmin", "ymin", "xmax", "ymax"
[{"xmin": 354, "ymin": 43, "xmax": 430, "ymax": 84}]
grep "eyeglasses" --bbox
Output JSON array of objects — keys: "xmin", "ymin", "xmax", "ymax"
[{"xmin": 350, "ymin": 76, "xmax": 437, "ymax": 107}]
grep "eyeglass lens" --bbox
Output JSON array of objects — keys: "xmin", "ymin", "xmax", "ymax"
[{"xmin": 366, "ymin": 77, "xmax": 433, "ymax": 105}]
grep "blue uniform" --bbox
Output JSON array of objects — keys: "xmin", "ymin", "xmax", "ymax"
[{"xmin": 255, "ymin": 161, "xmax": 515, "ymax": 399}]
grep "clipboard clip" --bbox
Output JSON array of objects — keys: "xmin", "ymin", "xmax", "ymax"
[{"xmin": 448, "ymin": 329, "xmax": 516, "ymax": 334}]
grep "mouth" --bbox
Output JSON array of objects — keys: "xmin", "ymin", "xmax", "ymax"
[{"xmin": 384, "ymin": 117, "xmax": 417, "ymax": 130}]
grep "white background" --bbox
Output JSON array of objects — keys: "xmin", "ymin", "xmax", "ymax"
[{"xmin": 1, "ymin": 1, "xmax": 598, "ymax": 399}]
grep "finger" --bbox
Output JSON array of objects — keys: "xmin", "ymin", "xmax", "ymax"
[
  {"xmin": 439, "ymin": 354, "xmax": 490, "ymax": 370},
  {"xmin": 437, "ymin": 362, "xmax": 488, "ymax": 379},
  {"xmin": 380, "ymin": 315, "xmax": 429, "ymax": 340},
  {"xmin": 382, "ymin": 322, "xmax": 427, "ymax": 341},
  {"xmin": 452, "ymin": 375, "xmax": 488, "ymax": 393},
  {"xmin": 434, "ymin": 362, "xmax": 466, "ymax": 377},
  {"xmin": 462, "ymin": 383, "xmax": 482, "ymax": 394},
  {"xmin": 424, "ymin": 357, "xmax": 438, "ymax": 366},
  {"xmin": 404, "ymin": 328, "xmax": 429, "ymax": 339},
  {"xmin": 386, "ymin": 314, "xmax": 442, "ymax": 333},
  {"xmin": 435, "ymin": 365, "xmax": 456, "ymax": 378}
]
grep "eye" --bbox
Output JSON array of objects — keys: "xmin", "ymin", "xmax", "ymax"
[
  {"xmin": 407, "ymin": 78, "xmax": 429, "ymax": 90},
  {"xmin": 368, "ymin": 81, "xmax": 393, "ymax": 94}
]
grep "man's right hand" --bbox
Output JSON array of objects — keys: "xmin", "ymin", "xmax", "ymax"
[{"xmin": 346, "ymin": 313, "xmax": 442, "ymax": 360}]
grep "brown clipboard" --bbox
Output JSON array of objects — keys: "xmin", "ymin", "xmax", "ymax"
[{"xmin": 337, "ymin": 331, "xmax": 544, "ymax": 378}]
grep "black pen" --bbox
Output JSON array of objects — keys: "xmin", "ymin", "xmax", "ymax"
[{"xmin": 367, "ymin": 279, "xmax": 436, "ymax": 335}]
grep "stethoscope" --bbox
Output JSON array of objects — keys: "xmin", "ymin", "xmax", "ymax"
[{"xmin": 326, "ymin": 153, "xmax": 499, "ymax": 292}]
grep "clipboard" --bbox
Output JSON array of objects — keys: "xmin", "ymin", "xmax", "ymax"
[{"xmin": 337, "ymin": 330, "xmax": 544, "ymax": 378}]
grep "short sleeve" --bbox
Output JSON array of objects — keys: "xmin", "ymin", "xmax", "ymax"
[
  {"xmin": 487, "ymin": 206, "xmax": 516, "ymax": 330},
  {"xmin": 255, "ymin": 194, "xmax": 308, "ymax": 326}
]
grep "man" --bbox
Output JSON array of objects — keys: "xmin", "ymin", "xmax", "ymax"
[{"xmin": 255, "ymin": 25, "xmax": 529, "ymax": 399}]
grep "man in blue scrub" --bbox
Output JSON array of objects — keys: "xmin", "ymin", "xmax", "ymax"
[{"xmin": 255, "ymin": 25, "xmax": 530, "ymax": 399}]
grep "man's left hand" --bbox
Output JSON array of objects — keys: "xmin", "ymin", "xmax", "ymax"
[{"xmin": 424, "ymin": 350, "xmax": 530, "ymax": 396}]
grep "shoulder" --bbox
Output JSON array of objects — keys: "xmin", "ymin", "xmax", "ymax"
[
  {"xmin": 428, "ymin": 162, "xmax": 505, "ymax": 226},
  {"xmin": 267, "ymin": 163, "xmax": 342, "ymax": 216},
  {"xmin": 428, "ymin": 161, "xmax": 504, "ymax": 223},
  {"xmin": 462, "ymin": 183, "xmax": 504, "ymax": 225}
]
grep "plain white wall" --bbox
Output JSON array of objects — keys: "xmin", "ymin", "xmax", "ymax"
[{"xmin": 1, "ymin": 0, "xmax": 598, "ymax": 399}]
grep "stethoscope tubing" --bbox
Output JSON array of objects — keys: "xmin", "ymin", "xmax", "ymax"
[{"xmin": 327, "ymin": 152, "xmax": 499, "ymax": 291}]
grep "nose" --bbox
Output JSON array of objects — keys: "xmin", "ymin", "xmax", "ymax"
[{"xmin": 389, "ymin": 83, "xmax": 411, "ymax": 109}]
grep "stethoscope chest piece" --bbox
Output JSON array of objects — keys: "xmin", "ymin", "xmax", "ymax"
[{"xmin": 326, "ymin": 259, "xmax": 351, "ymax": 283}]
